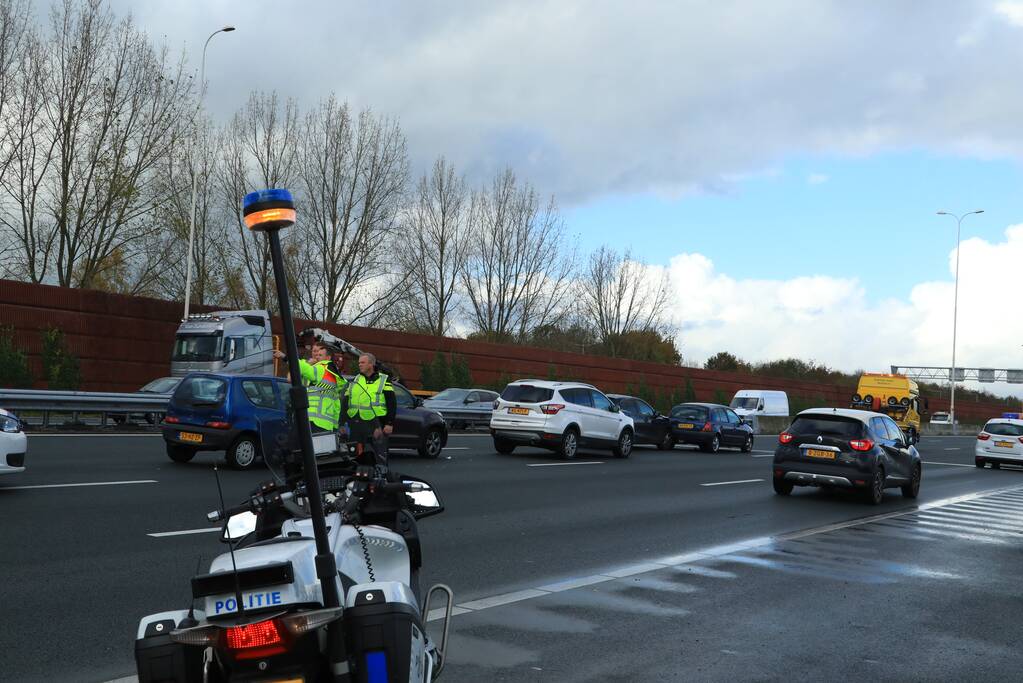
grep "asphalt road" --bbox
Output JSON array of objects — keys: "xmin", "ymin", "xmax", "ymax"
[{"xmin": 1, "ymin": 432, "xmax": 1019, "ymax": 681}]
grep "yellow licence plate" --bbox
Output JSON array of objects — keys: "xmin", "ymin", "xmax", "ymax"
[
  {"xmin": 995, "ymin": 440, "xmax": 1015, "ymax": 448},
  {"xmin": 179, "ymin": 431, "xmax": 203, "ymax": 444},
  {"xmin": 805, "ymin": 448, "xmax": 835, "ymax": 459},
  {"xmin": 678, "ymin": 423, "xmax": 694, "ymax": 429},
  {"xmin": 509, "ymin": 407, "xmax": 530, "ymax": 415}
]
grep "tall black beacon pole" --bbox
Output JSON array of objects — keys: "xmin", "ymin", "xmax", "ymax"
[{"xmin": 241, "ymin": 188, "xmax": 340, "ymax": 610}]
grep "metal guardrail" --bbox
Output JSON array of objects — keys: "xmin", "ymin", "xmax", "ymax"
[
  {"xmin": 0, "ymin": 389, "xmax": 171, "ymax": 428},
  {"xmin": 431, "ymin": 406, "xmax": 494, "ymax": 428}
]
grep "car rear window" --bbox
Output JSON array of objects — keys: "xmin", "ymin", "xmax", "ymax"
[
  {"xmin": 984, "ymin": 422, "xmax": 1023, "ymax": 437},
  {"xmin": 501, "ymin": 384, "xmax": 554, "ymax": 403},
  {"xmin": 173, "ymin": 376, "xmax": 227, "ymax": 405},
  {"xmin": 789, "ymin": 415, "xmax": 864, "ymax": 438},
  {"xmin": 671, "ymin": 405, "xmax": 709, "ymax": 420}
]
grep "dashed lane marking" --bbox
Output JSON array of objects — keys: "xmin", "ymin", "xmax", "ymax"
[
  {"xmin": 2, "ymin": 479, "xmax": 157, "ymax": 490},
  {"xmin": 923, "ymin": 461, "xmax": 975, "ymax": 467},
  {"xmin": 700, "ymin": 479, "xmax": 764, "ymax": 487},
  {"xmin": 526, "ymin": 461, "xmax": 605, "ymax": 467},
  {"xmin": 148, "ymin": 527, "xmax": 221, "ymax": 538}
]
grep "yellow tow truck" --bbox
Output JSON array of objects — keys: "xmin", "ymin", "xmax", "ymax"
[{"xmin": 850, "ymin": 373, "xmax": 925, "ymax": 444}]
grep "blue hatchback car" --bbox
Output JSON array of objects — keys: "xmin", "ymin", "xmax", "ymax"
[{"xmin": 162, "ymin": 373, "xmax": 290, "ymax": 469}]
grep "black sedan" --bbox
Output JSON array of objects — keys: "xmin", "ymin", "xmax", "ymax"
[
  {"xmin": 669, "ymin": 402, "xmax": 754, "ymax": 453},
  {"xmin": 607, "ymin": 394, "xmax": 675, "ymax": 450}
]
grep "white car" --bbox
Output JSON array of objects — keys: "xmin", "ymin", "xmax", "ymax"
[
  {"xmin": 489, "ymin": 380, "xmax": 635, "ymax": 459},
  {"xmin": 0, "ymin": 408, "xmax": 27, "ymax": 475},
  {"xmin": 930, "ymin": 412, "xmax": 952, "ymax": 425},
  {"xmin": 975, "ymin": 418, "xmax": 1023, "ymax": 469}
]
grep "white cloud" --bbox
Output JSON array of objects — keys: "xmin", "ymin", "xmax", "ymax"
[
  {"xmin": 661, "ymin": 225, "xmax": 1023, "ymax": 388},
  {"xmin": 807, "ymin": 173, "xmax": 829, "ymax": 185},
  {"xmin": 109, "ymin": 0, "xmax": 1023, "ymax": 203},
  {"xmin": 995, "ymin": 1, "xmax": 1023, "ymax": 27}
]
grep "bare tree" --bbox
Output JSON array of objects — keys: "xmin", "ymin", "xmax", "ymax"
[
  {"xmin": 391, "ymin": 156, "xmax": 469, "ymax": 335},
  {"xmin": 42, "ymin": 0, "xmax": 193, "ymax": 289},
  {"xmin": 577, "ymin": 245, "xmax": 671, "ymax": 357},
  {"xmin": 219, "ymin": 90, "xmax": 299, "ymax": 310},
  {"xmin": 289, "ymin": 96, "xmax": 409, "ymax": 324},
  {"xmin": 461, "ymin": 168, "xmax": 575, "ymax": 342}
]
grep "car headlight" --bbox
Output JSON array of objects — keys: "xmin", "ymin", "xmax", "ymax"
[{"xmin": 0, "ymin": 415, "xmax": 22, "ymax": 433}]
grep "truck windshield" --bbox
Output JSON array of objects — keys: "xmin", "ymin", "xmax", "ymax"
[
  {"xmin": 172, "ymin": 334, "xmax": 223, "ymax": 362},
  {"xmin": 730, "ymin": 397, "xmax": 759, "ymax": 410}
]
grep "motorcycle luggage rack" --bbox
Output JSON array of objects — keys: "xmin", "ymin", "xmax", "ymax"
[{"xmin": 423, "ymin": 583, "xmax": 454, "ymax": 677}]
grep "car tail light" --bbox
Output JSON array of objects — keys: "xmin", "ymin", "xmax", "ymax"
[
  {"xmin": 849, "ymin": 439, "xmax": 874, "ymax": 452},
  {"xmin": 164, "ymin": 416, "xmax": 180, "ymax": 424},
  {"xmin": 1018, "ymin": 437, "xmax": 1023, "ymax": 445},
  {"xmin": 206, "ymin": 421, "xmax": 231, "ymax": 429},
  {"xmin": 779, "ymin": 432, "xmax": 793, "ymax": 444},
  {"xmin": 701, "ymin": 421, "xmax": 712, "ymax": 432},
  {"xmin": 977, "ymin": 433, "xmax": 991, "ymax": 441},
  {"xmin": 540, "ymin": 404, "xmax": 565, "ymax": 415},
  {"xmin": 224, "ymin": 618, "xmax": 287, "ymax": 660}
]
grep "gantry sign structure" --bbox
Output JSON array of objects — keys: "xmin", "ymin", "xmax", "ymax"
[{"xmin": 891, "ymin": 366, "xmax": 1023, "ymax": 384}]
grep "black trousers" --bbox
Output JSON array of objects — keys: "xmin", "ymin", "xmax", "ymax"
[{"xmin": 347, "ymin": 417, "xmax": 389, "ymax": 469}]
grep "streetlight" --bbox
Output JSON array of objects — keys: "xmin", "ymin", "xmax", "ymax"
[
  {"xmin": 183, "ymin": 26, "xmax": 235, "ymax": 320},
  {"xmin": 936, "ymin": 209, "xmax": 984, "ymax": 434}
]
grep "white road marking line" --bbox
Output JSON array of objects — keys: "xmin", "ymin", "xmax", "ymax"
[
  {"xmin": 148, "ymin": 527, "xmax": 221, "ymax": 538},
  {"xmin": 700, "ymin": 479, "xmax": 764, "ymax": 487},
  {"xmin": 752, "ymin": 453, "xmax": 775, "ymax": 458},
  {"xmin": 750, "ymin": 450, "xmax": 775, "ymax": 455},
  {"xmin": 922, "ymin": 461, "xmax": 974, "ymax": 467},
  {"xmin": 944, "ymin": 448, "xmax": 961, "ymax": 451},
  {"xmin": 3, "ymin": 479, "xmax": 157, "ymax": 490},
  {"xmin": 527, "ymin": 461, "xmax": 604, "ymax": 467},
  {"xmin": 442, "ymin": 447, "xmax": 469, "ymax": 450}
]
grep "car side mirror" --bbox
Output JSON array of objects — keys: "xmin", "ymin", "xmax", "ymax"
[
  {"xmin": 414, "ymin": 397, "xmax": 424, "ymax": 408},
  {"xmin": 609, "ymin": 404, "xmax": 620, "ymax": 413}
]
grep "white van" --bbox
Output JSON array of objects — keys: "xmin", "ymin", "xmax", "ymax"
[{"xmin": 729, "ymin": 390, "xmax": 789, "ymax": 419}]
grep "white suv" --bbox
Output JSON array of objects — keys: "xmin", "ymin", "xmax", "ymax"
[{"xmin": 489, "ymin": 380, "xmax": 635, "ymax": 459}]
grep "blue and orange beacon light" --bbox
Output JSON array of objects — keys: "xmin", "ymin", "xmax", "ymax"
[{"xmin": 242, "ymin": 188, "xmax": 296, "ymax": 232}]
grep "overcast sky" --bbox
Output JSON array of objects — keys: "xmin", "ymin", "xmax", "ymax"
[{"xmin": 106, "ymin": 1, "xmax": 1023, "ymax": 392}]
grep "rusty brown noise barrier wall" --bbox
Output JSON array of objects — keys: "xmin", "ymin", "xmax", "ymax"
[{"xmin": 0, "ymin": 278, "xmax": 1009, "ymax": 421}]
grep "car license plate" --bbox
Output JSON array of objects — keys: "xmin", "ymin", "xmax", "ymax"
[
  {"xmin": 678, "ymin": 423, "xmax": 694, "ymax": 429},
  {"xmin": 995, "ymin": 440, "xmax": 1014, "ymax": 448},
  {"xmin": 509, "ymin": 407, "xmax": 530, "ymax": 415},
  {"xmin": 179, "ymin": 432, "xmax": 203, "ymax": 444},
  {"xmin": 805, "ymin": 448, "xmax": 835, "ymax": 459}
]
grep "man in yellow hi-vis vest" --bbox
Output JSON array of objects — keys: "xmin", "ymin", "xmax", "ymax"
[
  {"xmin": 274, "ymin": 341, "xmax": 345, "ymax": 434},
  {"xmin": 341, "ymin": 352, "xmax": 395, "ymax": 468}
]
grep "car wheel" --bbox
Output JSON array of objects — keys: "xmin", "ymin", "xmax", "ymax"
[
  {"xmin": 773, "ymin": 477, "xmax": 793, "ymax": 496},
  {"xmin": 613, "ymin": 429, "xmax": 633, "ymax": 458},
  {"xmin": 166, "ymin": 443, "xmax": 195, "ymax": 463},
  {"xmin": 227, "ymin": 435, "xmax": 259, "ymax": 470},
  {"xmin": 741, "ymin": 435, "xmax": 754, "ymax": 453},
  {"xmin": 901, "ymin": 463, "xmax": 921, "ymax": 499},
  {"xmin": 559, "ymin": 428, "xmax": 579, "ymax": 460},
  {"xmin": 494, "ymin": 437, "xmax": 515, "ymax": 455},
  {"xmin": 656, "ymin": 431, "xmax": 675, "ymax": 451},
  {"xmin": 975, "ymin": 458, "xmax": 985, "ymax": 468},
  {"xmin": 866, "ymin": 468, "xmax": 885, "ymax": 505},
  {"xmin": 418, "ymin": 428, "xmax": 444, "ymax": 459},
  {"xmin": 701, "ymin": 435, "xmax": 721, "ymax": 453}
]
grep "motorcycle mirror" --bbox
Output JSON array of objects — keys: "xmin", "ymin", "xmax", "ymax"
[
  {"xmin": 221, "ymin": 511, "xmax": 258, "ymax": 542},
  {"xmin": 403, "ymin": 479, "xmax": 444, "ymax": 519}
]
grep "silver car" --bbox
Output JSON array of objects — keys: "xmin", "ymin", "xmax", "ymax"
[{"xmin": 422, "ymin": 388, "xmax": 499, "ymax": 428}]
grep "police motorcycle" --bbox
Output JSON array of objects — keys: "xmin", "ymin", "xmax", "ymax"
[{"xmin": 134, "ymin": 189, "xmax": 453, "ymax": 682}]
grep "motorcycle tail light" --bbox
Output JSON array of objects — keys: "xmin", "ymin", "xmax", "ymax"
[
  {"xmin": 279, "ymin": 607, "xmax": 344, "ymax": 635},
  {"xmin": 224, "ymin": 618, "xmax": 287, "ymax": 660}
]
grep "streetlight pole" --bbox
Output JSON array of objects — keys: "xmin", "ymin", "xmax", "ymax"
[
  {"xmin": 937, "ymin": 209, "xmax": 984, "ymax": 434},
  {"xmin": 182, "ymin": 26, "xmax": 235, "ymax": 321}
]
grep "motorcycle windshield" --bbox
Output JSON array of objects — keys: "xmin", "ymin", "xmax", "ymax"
[{"xmin": 258, "ymin": 399, "xmax": 303, "ymax": 486}]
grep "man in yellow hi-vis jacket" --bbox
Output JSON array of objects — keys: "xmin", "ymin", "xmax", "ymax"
[
  {"xmin": 341, "ymin": 352, "xmax": 395, "ymax": 469},
  {"xmin": 274, "ymin": 342, "xmax": 345, "ymax": 433}
]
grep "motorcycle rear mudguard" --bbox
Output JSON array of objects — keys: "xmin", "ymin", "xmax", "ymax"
[
  {"xmin": 135, "ymin": 610, "xmax": 206, "ymax": 683},
  {"xmin": 344, "ymin": 582, "xmax": 430, "ymax": 683}
]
